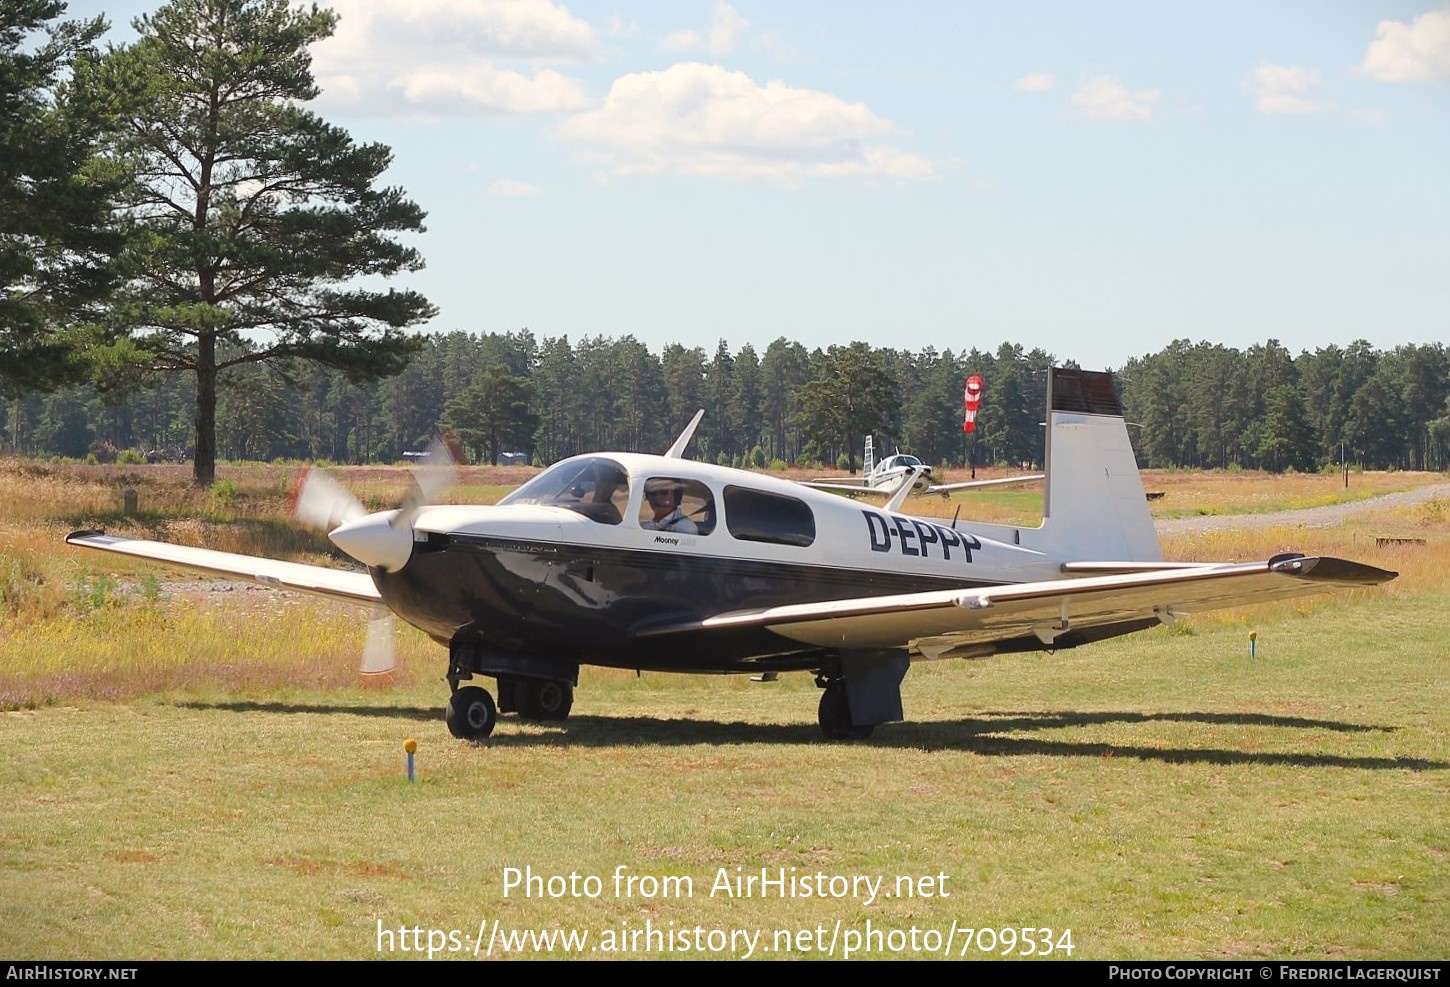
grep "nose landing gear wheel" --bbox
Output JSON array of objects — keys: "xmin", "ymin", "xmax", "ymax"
[{"xmin": 446, "ymin": 685, "xmax": 497, "ymax": 739}]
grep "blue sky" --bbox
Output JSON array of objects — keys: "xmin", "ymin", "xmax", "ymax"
[{"xmin": 72, "ymin": 1, "xmax": 1450, "ymax": 370}]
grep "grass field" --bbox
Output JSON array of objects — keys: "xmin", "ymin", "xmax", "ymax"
[{"xmin": 1, "ymin": 460, "xmax": 1447, "ymax": 960}]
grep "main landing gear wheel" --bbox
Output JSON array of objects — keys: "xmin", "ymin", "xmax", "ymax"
[
  {"xmin": 818, "ymin": 681, "xmax": 873, "ymax": 740},
  {"xmin": 517, "ymin": 679, "xmax": 574, "ymax": 721},
  {"xmin": 446, "ymin": 685, "xmax": 497, "ymax": 739}
]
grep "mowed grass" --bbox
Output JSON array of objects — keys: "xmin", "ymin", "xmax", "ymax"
[{"xmin": 0, "ymin": 460, "xmax": 1447, "ymax": 960}]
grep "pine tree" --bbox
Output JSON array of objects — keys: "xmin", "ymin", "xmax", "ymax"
[
  {"xmin": 84, "ymin": 0, "xmax": 434, "ymax": 482},
  {"xmin": 0, "ymin": 0, "xmax": 121, "ymax": 396},
  {"xmin": 796, "ymin": 341, "xmax": 900, "ymax": 473},
  {"xmin": 444, "ymin": 363, "xmax": 537, "ymax": 466}
]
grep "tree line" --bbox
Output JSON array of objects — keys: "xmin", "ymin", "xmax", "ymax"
[
  {"xmin": 1120, "ymin": 339, "xmax": 1450, "ymax": 473},
  {"xmin": 0, "ymin": 331, "xmax": 1049, "ymax": 470},
  {"xmin": 5, "ymin": 331, "xmax": 1449, "ymax": 474}
]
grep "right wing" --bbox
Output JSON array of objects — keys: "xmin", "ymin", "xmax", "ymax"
[
  {"xmin": 635, "ymin": 555, "xmax": 1396, "ymax": 654},
  {"xmin": 65, "ymin": 530, "xmax": 382, "ymax": 604}
]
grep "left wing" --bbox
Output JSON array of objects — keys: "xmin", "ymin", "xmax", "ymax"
[
  {"xmin": 634, "ymin": 555, "xmax": 1395, "ymax": 654},
  {"xmin": 66, "ymin": 531, "xmax": 382, "ymax": 604}
]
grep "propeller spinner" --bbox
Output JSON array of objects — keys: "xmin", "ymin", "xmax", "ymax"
[{"xmin": 289, "ymin": 438, "xmax": 459, "ymax": 676}]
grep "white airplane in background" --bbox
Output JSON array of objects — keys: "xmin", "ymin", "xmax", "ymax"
[
  {"xmin": 66, "ymin": 369, "xmax": 1396, "ymax": 740},
  {"xmin": 804, "ymin": 435, "xmax": 1043, "ymax": 499}
]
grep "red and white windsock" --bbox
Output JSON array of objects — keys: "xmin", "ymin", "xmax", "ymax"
[{"xmin": 964, "ymin": 375, "xmax": 984, "ymax": 434}]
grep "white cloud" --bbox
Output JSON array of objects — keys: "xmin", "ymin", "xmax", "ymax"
[
  {"xmin": 555, "ymin": 63, "xmax": 935, "ymax": 183},
  {"xmin": 1361, "ymin": 7, "xmax": 1450, "ymax": 82},
  {"xmin": 1014, "ymin": 73, "xmax": 1056, "ymax": 93},
  {"xmin": 604, "ymin": 15, "xmax": 640, "ymax": 39},
  {"xmin": 660, "ymin": 29, "xmax": 701, "ymax": 53},
  {"xmin": 391, "ymin": 66, "xmax": 590, "ymax": 117},
  {"xmin": 1068, "ymin": 75, "xmax": 1160, "ymax": 121},
  {"xmin": 487, "ymin": 179, "xmax": 543, "ymax": 196},
  {"xmin": 1346, "ymin": 108, "xmax": 1389, "ymax": 124},
  {"xmin": 312, "ymin": 0, "xmax": 599, "ymax": 117},
  {"xmin": 752, "ymin": 29, "xmax": 807, "ymax": 64},
  {"xmin": 1244, "ymin": 62, "xmax": 1334, "ymax": 115},
  {"xmin": 659, "ymin": 2, "xmax": 805, "ymax": 60},
  {"xmin": 662, "ymin": 2, "xmax": 750, "ymax": 56}
]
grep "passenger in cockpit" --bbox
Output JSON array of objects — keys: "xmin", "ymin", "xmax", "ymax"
[{"xmin": 640, "ymin": 477, "xmax": 698, "ymax": 534}]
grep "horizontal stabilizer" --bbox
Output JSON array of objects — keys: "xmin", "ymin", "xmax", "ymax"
[
  {"xmin": 804, "ymin": 473, "xmax": 1043, "ymax": 497},
  {"xmin": 927, "ymin": 474, "xmax": 1044, "ymax": 494},
  {"xmin": 800, "ymin": 478, "xmax": 872, "ymax": 491}
]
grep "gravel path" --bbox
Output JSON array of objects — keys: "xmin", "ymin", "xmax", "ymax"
[{"xmin": 1154, "ymin": 482, "xmax": 1450, "ymax": 536}]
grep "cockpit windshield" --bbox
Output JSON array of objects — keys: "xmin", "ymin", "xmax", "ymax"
[{"xmin": 499, "ymin": 456, "xmax": 630, "ymax": 525}]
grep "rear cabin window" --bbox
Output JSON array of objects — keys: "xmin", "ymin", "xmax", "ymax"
[{"xmin": 723, "ymin": 486, "xmax": 815, "ymax": 547}]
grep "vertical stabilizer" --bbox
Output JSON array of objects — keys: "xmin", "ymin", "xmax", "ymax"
[
  {"xmin": 1034, "ymin": 369, "xmax": 1161, "ymax": 563},
  {"xmin": 864, "ymin": 435, "xmax": 875, "ymax": 475}
]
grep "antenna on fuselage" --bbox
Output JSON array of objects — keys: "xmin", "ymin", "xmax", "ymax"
[
  {"xmin": 664, "ymin": 409, "xmax": 705, "ymax": 459},
  {"xmin": 950, "ymin": 504, "xmax": 961, "ymax": 530}
]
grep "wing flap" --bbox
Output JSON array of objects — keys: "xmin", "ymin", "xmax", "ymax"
[
  {"xmin": 635, "ymin": 556, "xmax": 1395, "ymax": 652},
  {"xmin": 65, "ymin": 531, "xmax": 382, "ymax": 604}
]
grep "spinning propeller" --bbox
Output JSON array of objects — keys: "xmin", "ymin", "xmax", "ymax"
[{"xmin": 290, "ymin": 437, "xmax": 459, "ymax": 676}]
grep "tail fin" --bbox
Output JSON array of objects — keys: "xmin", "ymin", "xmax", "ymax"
[
  {"xmin": 864, "ymin": 435, "xmax": 875, "ymax": 474},
  {"xmin": 1029, "ymin": 368, "xmax": 1161, "ymax": 563}
]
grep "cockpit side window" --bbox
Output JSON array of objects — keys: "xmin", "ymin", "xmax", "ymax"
[
  {"xmin": 499, "ymin": 456, "xmax": 630, "ymax": 525},
  {"xmin": 638, "ymin": 477, "xmax": 715, "ymax": 535},
  {"xmin": 722, "ymin": 485, "xmax": 815, "ymax": 547}
]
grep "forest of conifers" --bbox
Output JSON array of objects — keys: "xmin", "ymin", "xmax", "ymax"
[{"xmin": 3, "ymin": 331, "xmax": 1447, "ymax": 474}]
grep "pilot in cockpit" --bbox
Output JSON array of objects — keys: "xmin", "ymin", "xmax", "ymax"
[{"xmin": 640, "ymin": 477, "xmax": 699, "ymax": 534}]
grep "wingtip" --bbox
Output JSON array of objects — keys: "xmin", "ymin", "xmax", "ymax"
[{"xmin": 1274, "ymin": 555, "xmax": 1399, "ymax": 586}]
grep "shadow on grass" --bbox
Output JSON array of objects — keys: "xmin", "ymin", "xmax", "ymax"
[
  {"xmin": 178, "ymin": 699, "xmax": 439, "ymax": 722},
  {"xmin": 175, "ymin": 700, "xmax": 1446, "ymax": 770},
  {"xmin": 968, "ymin": 709, "xmax": 1396, "ymax": 733}
]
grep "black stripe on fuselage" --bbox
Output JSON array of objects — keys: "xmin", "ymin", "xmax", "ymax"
[{"xmin": 372, "ymin": 534, "xmax": 1001, "ymax": 672}]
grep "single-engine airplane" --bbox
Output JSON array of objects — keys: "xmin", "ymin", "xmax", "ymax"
[
  {"xmin": 66, "ymin": 369, "xmax": 1396, "ymax": 740},
  {"xmin": 804, "ymin": 435, "xmax": 1043, "ymax": 498}
]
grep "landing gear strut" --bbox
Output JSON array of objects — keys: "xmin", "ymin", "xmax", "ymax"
[
  {"xmin": 446, "ymin": 640, "xmax": 579, "ymax": 736},
  {"xmin": 813, "ymin": 650, "xmax": 909, "ymax": 740},
  {"xmin": 816, "ymin": 679, "xmax": 874, "ymax": 740}
]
